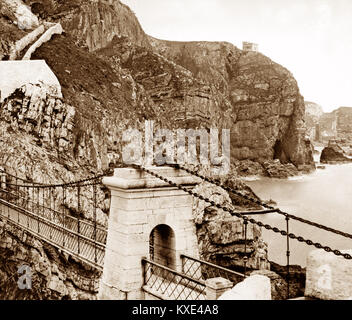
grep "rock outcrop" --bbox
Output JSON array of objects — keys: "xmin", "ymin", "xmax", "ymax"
[
  {"xmin": 320, "ymin": 140, "xmax": 352, "ymax": 163},
  {"xmin": 192, "ymin": 177, "xmax": 271, "ymax": 273},
  {"xmin": 0, "ymin": 217, "xmax": 100, "ymax": 299},
  {"xmin": 21, "ymin": 0, "xmax": 151, "ymax": 51},
  {"xmin": 1, "ymin": 0, "xmax": 39, "ymax": 30}
]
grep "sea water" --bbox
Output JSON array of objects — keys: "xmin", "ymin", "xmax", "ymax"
[{"xmin": 245, "ymin": 163, "xmax": 352, "ymax": 267}]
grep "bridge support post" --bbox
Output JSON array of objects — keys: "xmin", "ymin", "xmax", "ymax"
[
  {"xmin": 205, "ymin": 277, "xmax": 233, "ymax": 300},
  {"xmin": 305, "ymin": 249, "xmax": 352, "ymax": 300},
  {"xmin": 98, "ymin": 166, "xmax": 201, "ymax": 300}
]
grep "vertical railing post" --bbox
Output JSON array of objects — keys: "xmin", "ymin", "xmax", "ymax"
[
  {"xmin": 286, "ymin": 214, "xmax": 290, "ymax": 299},
  {"xmin": 62, "ymin": 186, "xmax": 66, "ymax": 247},
  {"xmin": 37, "ymin": 187, "xmax": 40, "ymax": 233},
  {"xmin": 42, "ymin": 187, "xmax": 45, "ymax": 218},
  {"xmin": 0, "ymin": 167, "xmax": 6, "ymax": 190},
  {"xmin": 77, "ymin": 185, "xmax": 81, "ymax": 255},
  {"xmin": 16, "ymin": 178, "xmax": 20, "ymax": 223},
  {"xmin": 243, "ymin": 217, "xmax": 248, "ymax": 276},
  {"xmin": 49, "ymin": 187, "xmax": 52, "ymax": 240},
  {"xmin": 93, "ymin": 183, "xmax": 97, "ymax": 263},
  {"xmin": 26, "ymin": 186, "xmax": 29, "ymax": 228}
]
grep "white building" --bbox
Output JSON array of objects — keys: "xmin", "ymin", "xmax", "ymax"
[{"xmin": 242, "ymin": 41, "xmax": 259, "ymax": 52}]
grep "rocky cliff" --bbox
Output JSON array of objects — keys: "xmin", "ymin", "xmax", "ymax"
[
  {"xmin": 305, "ymin": 101, "xmax": 323, "ymax": 141},
  {"xmin": 148, "ymin": 38, "xmax": 314, "ymax": 171},
  {"xmin": 305, "ymin": 105, "xmax": 352, "ymax": 144}
]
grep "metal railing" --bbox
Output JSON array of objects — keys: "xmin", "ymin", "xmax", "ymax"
[
  {"xmin": 0, "ymin": 170, "xmax": 108, "ymax": 270},
  {"xmin": 181, "ymin": 254, "xmax": 245, "ymax": 285},
  {"xmin": 142, "ymin": 258, "xmax": 206, "ymax": 300},
  {"xmin": 0, "ymin": 198, "xmax": 106, "ymax": 270}
]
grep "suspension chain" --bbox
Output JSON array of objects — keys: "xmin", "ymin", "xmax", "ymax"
[
  {"xmin": 0, "ymin": 169, "xmax": 113, "ymax": 189},
  {"xmin": 174, "ymin": 164, "xmax": 352, "ymax": 240}
]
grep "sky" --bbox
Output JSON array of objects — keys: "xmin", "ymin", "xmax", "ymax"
[{"xmin": 122, "ymin": 0, "xmax": 352, "ymax": 112}]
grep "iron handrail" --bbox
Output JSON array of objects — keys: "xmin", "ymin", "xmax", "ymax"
[
  {"xmin": 181, "ymin": 253, "xmax": 246, "ymax": 278},
  {"xmin": 0, "ymin": 198, "xmax": 106, "ymax": 249},
  {"xmin": 142, "ymin": 258, "xmax": 205, "ymax": 287},
  {"xmin": 0, "ymin": 188, "xmax": 108, "ymax": 237}
]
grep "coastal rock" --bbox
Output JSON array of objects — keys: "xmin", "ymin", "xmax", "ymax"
[
  {"xmin": 320, "ymin": 140, "xmax": 352, "ymax": 163},
  {"xmin": 22, "ymin": 0, "xmax": 151, "ymax": 51},
  {"xmin": 233, "ymin": 159, "xmax": 265, "ymax": 177},
  {"xmin": 192, "ymin": 181, "xmax": 270, "ymax": 274},
  {"xmin": 254, "ymin": 262, "xmax": 306, "ymax": 299},
  {"xmin": 149, "ymin": 38, "xmax": 314, "ymax": 170},
  {"xmin": 262, "ymin": 159, "xmax": 299, "ymax": 178}
]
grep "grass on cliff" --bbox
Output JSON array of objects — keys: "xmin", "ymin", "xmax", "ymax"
[{"xmin": 32, "ymin": 33, "xmax": 135, "ymax": 125}]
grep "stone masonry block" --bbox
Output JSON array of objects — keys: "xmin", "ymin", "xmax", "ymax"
[
  {"xmin": 305, "ymin": 249, "xmax": 352, "ymax": 300},
  {"xmin": 109, "ymin": 208, "xmax": 149, "ymax": 225},
  {"xmin": 218, "ymin": 275, "xmax": 271, "ymax": 300}
]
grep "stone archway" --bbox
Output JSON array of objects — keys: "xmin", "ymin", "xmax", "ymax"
[
  {"xmin": 99, "ymin": 166, "xmax": 201, "ymax": 300},
  {"xmin": 149, "ymin": 224, "xmax": 176, "ymax": 269}
]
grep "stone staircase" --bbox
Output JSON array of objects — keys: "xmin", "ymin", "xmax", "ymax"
[{"xmin": 9, "ymin": 22, "xmax": 63, "ymax": 61}]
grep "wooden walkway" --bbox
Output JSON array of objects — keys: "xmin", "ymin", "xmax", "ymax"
[{"xmin": 0, "ymin": 198, "xmax": 106, "ymax": 270}]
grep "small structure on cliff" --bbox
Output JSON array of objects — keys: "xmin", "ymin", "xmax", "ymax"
[
  {"xmin": 242, "ymin": 41, "xmax": 258, "ymax": 52},
  {"xmin": 0, "ymin": 60, "xmax": 62, "ymax": 102}
]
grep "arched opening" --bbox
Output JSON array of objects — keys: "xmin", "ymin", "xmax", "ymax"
[
  {"xmin": 149, "ymin": 224, "xmax": 176, "ymax": 269},
  {"xmin": 273, "ymin": 139, "xmax": 288, "ymax": 163}
]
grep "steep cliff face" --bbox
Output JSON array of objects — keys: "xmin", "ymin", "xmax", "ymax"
[
  {"xmin": 305, "ymin": 106, "xmax": 352, "ymax": 144},
  {"xmin": 305, "ymin": 101, "xmax": 323, "ymax": 141},
  {"xmin": 3, "ymin": 0, "xmax": 314, "ymax": 171},
  {"xmin": 147, "ymin": 37, "xmax": 314, "ymax": 169},
  {"xmin": 22, "ymin": 0, "xmax": 150, "ymax": 51},
  {"xmin": 192, "ymin": 179, "xmax": 270, "ymax": 272},
  {"xmin": 335, "ymin": 107, "xmax": 352, "ymax": 142}
]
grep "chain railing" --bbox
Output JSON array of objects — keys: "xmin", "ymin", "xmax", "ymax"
[
  {"xmin": 174, "ymin": 164, "xmax": 352, "ymax": 240},
  {"xmin": 142, "ymin": 258, "xmax": 206, "ymax": 300}
]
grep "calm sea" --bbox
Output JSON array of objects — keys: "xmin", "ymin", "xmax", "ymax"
[{"xmin": 245, "ymin": 162, "xmax": 352, "ymax": 267}]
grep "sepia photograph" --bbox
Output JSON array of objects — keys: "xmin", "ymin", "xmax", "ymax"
[{"xmin": 0, "ymin": 0, "xmax": 352, "ymax": 307}]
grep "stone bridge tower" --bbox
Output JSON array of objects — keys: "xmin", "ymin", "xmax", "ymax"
[{"xmin": 98, "ymin": 166, "xmax": 201, "ymax": 300}]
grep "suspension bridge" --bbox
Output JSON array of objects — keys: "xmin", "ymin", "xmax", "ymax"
[{"xmin": 0, "ymin": 164, "xmax": 351, "ymax": 300}]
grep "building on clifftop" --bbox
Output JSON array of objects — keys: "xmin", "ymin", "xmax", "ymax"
[{"xmin": 242, "ymin": 41, "xmax": 259, "ymax": 52}]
